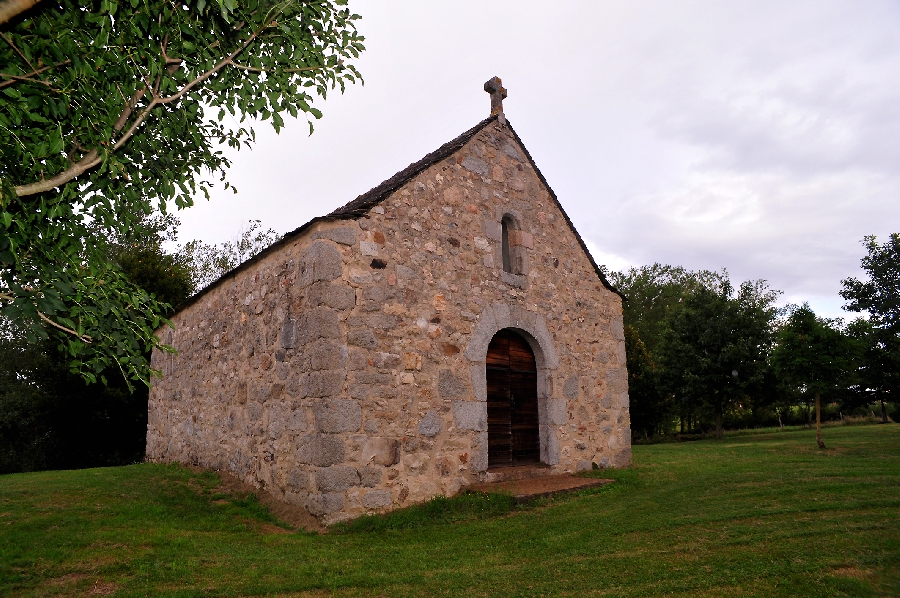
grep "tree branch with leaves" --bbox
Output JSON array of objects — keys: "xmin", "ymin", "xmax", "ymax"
[{"xmin": 0, "ymin": 0, "xmax": 364, "ymax": 386}]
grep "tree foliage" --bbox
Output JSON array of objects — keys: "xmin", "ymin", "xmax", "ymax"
[
  {"xmin": 841, "ymin": 234, "xmax": 900, "ymax": 419},
  {"xmin": 179, "ymin": 219, "xmax": 280, "ymax": 292},
  {"xmin": 609, "ymin": 264, "xmax": 752, "ymax": 438},
  {"xmin": 771, "ymin": 304, "xmax": 859, "ymax": 447},
  {"xmin": 841, "ymin": 234, "xmax": 900, "ymax": 332},
  {"xmin": 97, "ymin": 212, "xmax": 195, "ymax": 311},
  {"xmin": 610, "ymin": 256, "xmax": 895, "ymax": 439},
  {"xmin": 659, "ymin": 279, "xmax": 779, "ymax": 439},
  {"xmin": 0, "ymin": 0, "xmax": 363, "ymax": 385},
  {"xmin": 0, "ymin": 318, "xmax": 148, "ymax": 473},
  {"xmin": 771, "ymin": 305, "xmax": 858, "ymax": 399},
  {"xmin": 1, "ymin": 212, "xmax": 206, "ymax": 472},
  {"xmin": 608, "ymin": 263, "xmax": 728, "ymax": 357},
  {"xmin": 623, "ymin": 323, "xmax": 671, "ymax": 439}
]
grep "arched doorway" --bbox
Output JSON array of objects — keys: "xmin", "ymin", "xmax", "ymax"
[{"xmin": 486, "ymin": 329, "xmax": 540, "ymax": 467}]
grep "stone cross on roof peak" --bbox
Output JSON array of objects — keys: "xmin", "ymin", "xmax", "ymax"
[{"xmin": 484, "ymin": 76, "xmax": 507, "ymax": 118}]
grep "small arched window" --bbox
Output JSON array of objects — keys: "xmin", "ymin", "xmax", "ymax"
[{"xmin": 501, "ymin": 215, "xmax": 514, "ymax": 273}]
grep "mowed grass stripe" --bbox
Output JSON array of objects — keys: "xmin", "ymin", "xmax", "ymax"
[{"xmin": 1, "ymin": 424, "xmax": 897, "ymax": 597}]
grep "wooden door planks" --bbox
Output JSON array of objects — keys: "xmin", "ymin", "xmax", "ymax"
[{"xmin": 486, "ymin": 329, "xmax": 540, "ymax": 468}]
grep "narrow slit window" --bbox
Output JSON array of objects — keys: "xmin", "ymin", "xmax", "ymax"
[{"xmin": 501, "ymin": 217, "xmax": 512, "ymax": 272}]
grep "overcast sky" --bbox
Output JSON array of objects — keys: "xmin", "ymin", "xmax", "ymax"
[{"xmin": 173, "ymin": 0, "xmax": 900, "ymax": 319}]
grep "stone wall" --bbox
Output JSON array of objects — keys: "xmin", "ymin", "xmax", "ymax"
[{"xmin": 147, "ymin": 120, "xmax": 631, "ymax": 524}]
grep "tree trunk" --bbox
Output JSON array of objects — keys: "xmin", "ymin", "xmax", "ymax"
[
  {"xmin": 778, "ymin": 411, "xmax": 783, "ymax": 429},
  {"xmin": 881, "ymin": 398, "xmax": 888, "ymax": 423},
  {"xmin": 815, "ymin": 392, "xmax": 825, "ymax": 449},
  {"xmin": 806, "ymin": 401, "xmax": 812, "ymax": 428},
  {"xmin": 716, "ymin": 407, "xmax": 724, "ymax": 440}
]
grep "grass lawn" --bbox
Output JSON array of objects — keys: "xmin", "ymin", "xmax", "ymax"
[{"xmin": 1, "ymin": 424, "xmax": 898, "ymax": 597}]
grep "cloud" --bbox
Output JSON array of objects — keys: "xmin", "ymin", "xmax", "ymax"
[
  {"xmin": 570, "ymin": 0, "xmax": 900, "ymax": 316},
  {"xmin": 583, "ymin": 240, "xmax": 635, "ymax": 274}
]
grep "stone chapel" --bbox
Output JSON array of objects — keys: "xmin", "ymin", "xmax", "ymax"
[{"xmin": 147, "ymin": 78, "xmax": 632, "ymax": 524}]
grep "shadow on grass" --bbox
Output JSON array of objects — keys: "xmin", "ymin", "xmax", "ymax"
[
  {"xmin": 578, "ymin": 466, "xmax": 642, "ymax": 485},
  {"xmin": 332, "ymin": 491, "xmax": 520, "ymax": 534},
  {"xmin": 333, "ymin": 467, "xmax": 643, "ymax": 535}
]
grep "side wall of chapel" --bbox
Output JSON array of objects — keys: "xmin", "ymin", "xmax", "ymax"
[{"xmin": 147, "ymin": 121, "xmax": 631, "ymax": 524}]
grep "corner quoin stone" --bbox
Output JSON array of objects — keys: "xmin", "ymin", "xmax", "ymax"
[
  {"xmin": 314, "ymin": 399, "xmax": 362, "ymax": 433},
  {"xmin": 360, "ymin": 466, "xmax": 382, "ymax": 487},
  {"xmin": 362, "ymin": 490, "xmax": 392, "ymax": 509},
  {"xmin": 298, "ymin": 241, "xmax": 343, "ymax": 287},
  {"xmin": 311, "ymin": 226, "xmax": 356, "ymax": 246},
  {"xmin": 308, "ymin": 281, "xmax": 356, "ymax": 310},
  {"xmin": 297, "ymin": 435, "xmax": 345, "ymax": 467},
  {"xmin": 316, "ymin": 465, "xmax": 360, "ymax": 492},
  {"xmin": 307, "ymin": 492, "xmax": 344, "ymax": 516},
  {"xmin": 297, "ymin": 308, "xmax": 341, "ymax": 344},
  {"xmin": 303, "ymin": 371, "xmax": 345, "ymax": 398},
  {"xmin": 288, "ymin": 468, "xmax": 309, "ymax": 492}
]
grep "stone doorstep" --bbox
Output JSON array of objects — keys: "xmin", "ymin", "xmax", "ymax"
[
  {"xmin": 481, "ymin": 463, "xmax": 554, "ymax": 483},
  {"xmin": 467, "ymin": 473, "xmax": 614, "ymax": 503}
]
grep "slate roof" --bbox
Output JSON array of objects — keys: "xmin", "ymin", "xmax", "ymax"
[{"xmin": 175, "ymin": 114, "xmax": 622, "ymax": 313}]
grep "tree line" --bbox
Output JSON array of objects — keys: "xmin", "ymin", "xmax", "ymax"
[{"xmin": 609, "ymin": 234, "xmax": 900, "ymax": 444}]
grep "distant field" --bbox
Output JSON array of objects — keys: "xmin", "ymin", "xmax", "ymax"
[{"xmin": 1, "ymin": 424, "xmax": 898, "ymax": 597}]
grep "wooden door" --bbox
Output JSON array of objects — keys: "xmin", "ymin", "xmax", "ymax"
[{"xmin": 486, "ymin": 329, "xmax": 540, "ymax": 467}]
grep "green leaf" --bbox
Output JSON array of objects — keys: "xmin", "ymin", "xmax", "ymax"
[{"xmin": 94, "ymin": 27, "xmax": 109, "ymax": 48}]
